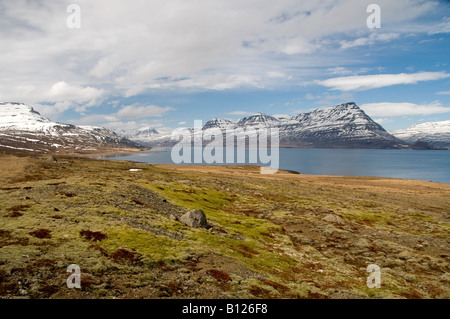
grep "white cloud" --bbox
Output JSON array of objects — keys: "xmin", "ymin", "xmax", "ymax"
[
  {"xmin": 318, "ymin": 72, "xmax": 450, "ymax": 91},
  {"xmin": 436, "ymin": 91, "xmax": 450, "ymax": 95},
  {"xmin": 340, "ymin": 33, "xmax": 400, "ymax": 49},
  {"xmin": 360, "ymin": 101, "xmax": 450, "ymax": 117},
  {"xmin": 317, "ymin": 92, "xmax": 353, "ymax": 105},
  {"xmin": 267, "ymin": 71, "xmax": 287, "ymax": 78},
  {"xmin": 373, "ymin": 118, "xmax": 389, "ymax": 124},
  {"xmin": 46, "ymin": 81, "xmax": 103, "ymax": 104},
  {"xmin": 0, "ymin": 0, "xmax": 443, "ymax": 106},
  {"xmin": 116, "ymin": 104, "xmax": 173, "ymax": 119},
  {"xmin": 429, "ymin": 17, "xmax": 450, "ymax": 34},
  {"xmin": 305, "ymin": 93, "xmax": 319, "ymax": 100},
  {"xmin": 226, "ymin": 111, "xmax": 255, "ymax": 116},
  {"xmin": 73, "ymin": 103, "xmax": 173, "ymax": 126},
  {"xmin": 327, "ymin": 67, "xmax": 353, "ymax": 76}
]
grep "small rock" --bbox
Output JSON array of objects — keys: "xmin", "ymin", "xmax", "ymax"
[
  {"xmin": 179, "ymin": 209, "xmax": 208, "ymax": 228},
  {"xmin": 169, "ymin": 214, "xmax": 179, "ymax": 221},
  {"xmin": 322, "ymin": 214, "xmax": 345, "ymax": 225},
  {"xmin": 47, "ymin": 155, "xmax": 57, "ymax": 162}
]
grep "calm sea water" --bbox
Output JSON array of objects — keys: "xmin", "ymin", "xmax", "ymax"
[{"xmin": 93, "ymin": 148, "xmax": 450, "ymax": 184}]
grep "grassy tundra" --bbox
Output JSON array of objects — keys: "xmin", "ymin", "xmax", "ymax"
[{"xmin": 0, "ymin": 155, "xmax": 448, "ymax": 298}]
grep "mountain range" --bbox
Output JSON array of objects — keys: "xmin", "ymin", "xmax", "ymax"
[
  {"xmin": 1, "ymin": 102, "xmax": 449, "ymax": 153},
  {"xmin": 127, "ymin": 102, "xmax": 407, "ymax": 149},
  {"xmin": 0, "ymin": 102, "xmax": 141, "ymax": 154}
]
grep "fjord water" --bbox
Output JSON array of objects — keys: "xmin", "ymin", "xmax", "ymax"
[{"xmin": 95, "ymin": 148, "xmax": 450, "ymax": 184}]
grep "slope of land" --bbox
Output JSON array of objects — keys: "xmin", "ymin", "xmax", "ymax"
[{"xmin": 0, "ymin": 155, "xmax": 448, "ymax": 299}]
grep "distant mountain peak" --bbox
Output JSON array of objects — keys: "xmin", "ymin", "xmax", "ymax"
[{"xmin": 391, "ymin": 120, "xmax": 450, "ymax": 149}]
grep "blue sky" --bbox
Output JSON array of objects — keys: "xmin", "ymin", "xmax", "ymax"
[{"xmin": 1, "ymin": 0, "xmax": 449, "ymax": 132}]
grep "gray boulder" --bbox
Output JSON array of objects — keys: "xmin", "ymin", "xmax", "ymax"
[
  {"xmin": 322, "ymin": 214, "xmax": 345, "ymax": 225},
  {"xmin": 179, "ymin": 209, "xmax": 208, "ymax": 228}
]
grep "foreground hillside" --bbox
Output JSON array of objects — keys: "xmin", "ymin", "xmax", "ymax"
[{"xmin": 0, "ymin": 155, "xmax": 449, "ymax": 299}]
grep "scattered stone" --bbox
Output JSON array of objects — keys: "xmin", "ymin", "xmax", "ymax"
[
  {"xmin": 47, "ymin": 155, "xmax": 57, "ymax": 162},
  {"xmin": 179, "ymin": 209, "xmax": 208, "ymax": 228},
  {"xmin": 169, "ymin": 214, "xmax": 179, "ymax": 221},
  {"xmin": 322, "ymin": 214, "xmax": 345, "ymax": 225}
]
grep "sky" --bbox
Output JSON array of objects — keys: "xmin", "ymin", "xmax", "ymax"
[{"xmin": 0, "ymin": 0, "xmax": 449, "ymax": 132}]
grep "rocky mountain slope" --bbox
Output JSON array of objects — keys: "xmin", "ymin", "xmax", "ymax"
[
  {"xmin": 391, "ymin": 121, "xmax": 450, "ymax": 149},
  {"xmin": 0, "ymin": 102, "xmax": 142, "ymax": 153},
  {"xmin": 118, "ymin": 127, "xmax": 174, "ymax": 147}
]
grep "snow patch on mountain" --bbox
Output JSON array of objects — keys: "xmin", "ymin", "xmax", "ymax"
[
  {"xmin": 0, "ymin": 102, "xmax": 142, "ymax": 153},
  {"xmin": 391, "ymin": 121, "xmax": 450, "ymax": 149}
]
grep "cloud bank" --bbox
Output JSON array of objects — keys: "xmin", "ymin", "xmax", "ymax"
[{"xmin": 318, "ymin": 72, "xmax": 450, "ymax": 91}]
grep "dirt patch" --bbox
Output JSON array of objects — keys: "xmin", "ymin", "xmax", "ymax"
[
  {"xmin": 110, "ymin": 249, "xmax": 142, "ymax": 265},
  {"xmin": 80, "ymin": 230, "xmax": 107, "ymax": 241},
  {"xmin": 235, "ymin": 244, "xmax": 260, "ymax": 258},
  {"xmin": 207, "ymin": 269, "xmax": 232, "ymax": 282},
  {"xmin": 0, "ymin": 230, "xmax": 12, "ymax": 238},
  {"xmin": 88, "ymin": 244, "xmax": 109, "ymax": 256},
  {"xmin": 5, "ymin": 211, "xmax": 23, "ymax": 218},
  {"xmin": 6, "ymin": 204, "xmax": 32, "ymax": 212},
  {"xmin": 260, "ymin": 279, "xmax": 290, "ymax": 293},
  {"xmin": 59, "ymin": 192, "xmax": 77, "ymax": 198},
  {"xmin": 249, "ymin": 285, "xmax": 272, "ymax": 298},
  {"xmin": 29, "ymin": 229, "xmax": 52, "ymax": 239}
]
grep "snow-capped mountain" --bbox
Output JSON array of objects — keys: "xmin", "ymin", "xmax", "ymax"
[
  {"xmin": 391, "ymin": 121, "xmax": 450, "ymax": 149},
  {"xmin": 195, "ymin": 102, "xmax": 404, "ymax": 148},
  {"xmin": 0, "ymin": 102, "xmax": 142, "ymax": 153},
  {"xmin": 118, "ymin": 127, "xmax": 174, "ymax": 146},
  {"xmin": 236, "ymin": 113, "xmax": 281, "ymax": 128},
  {"xmin": 277, "ymin": 102, "xmax": 403, "ymax": 148},
  {"xmin": 202, "ymin": 118, "xmax": 237, "ymax": 130}
]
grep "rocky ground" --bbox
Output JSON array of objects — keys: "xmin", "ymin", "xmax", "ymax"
[{"xmin": 0, "ymin": 154, "xmax": 448, "ymax": 299}]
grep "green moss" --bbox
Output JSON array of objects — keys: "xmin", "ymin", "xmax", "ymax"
[
  {"xmin": 99, "ymin": 225, "xmax": 192, "ymax": 264},
  {"xmin": 339, "ymin": 209, "xmax": 395, "ymax": 226}
]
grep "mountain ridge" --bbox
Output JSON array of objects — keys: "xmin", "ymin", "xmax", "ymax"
[
  {"xmin": 132, "ymin": 102, "xmax": 407, "ymax": 149},
  {"xmin": 391, "ymin": 120, "xmax": 450, "ymax": 149},
  {"xmin": 0, "ymin": 102, "xmax": 142, "ymax": 154}
]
